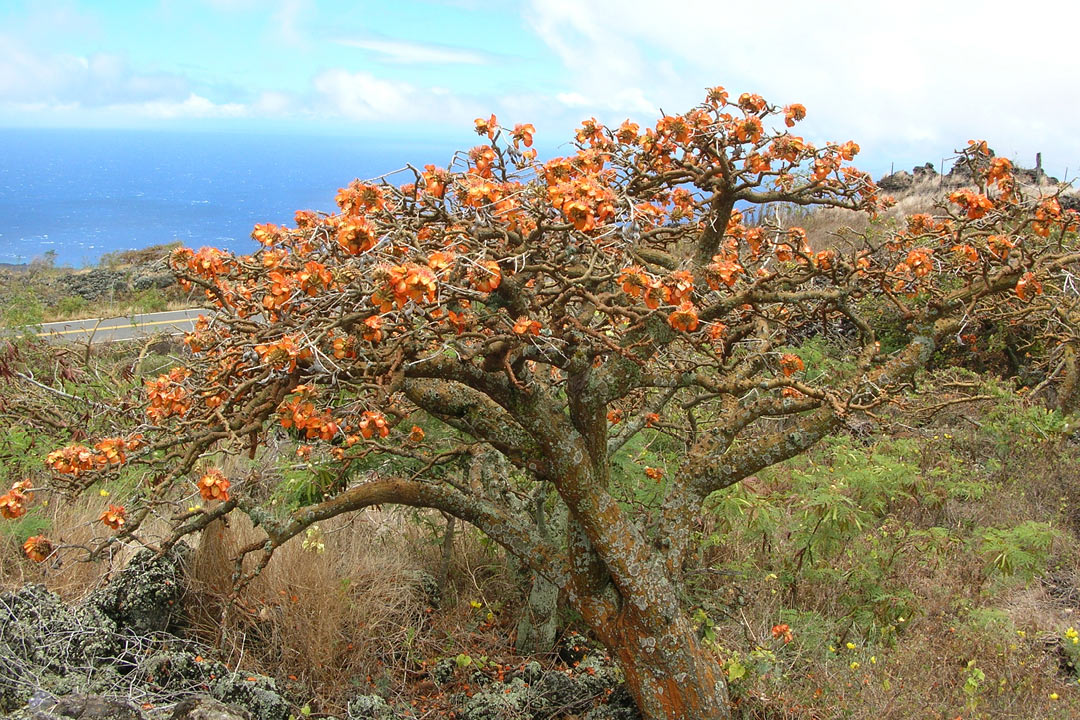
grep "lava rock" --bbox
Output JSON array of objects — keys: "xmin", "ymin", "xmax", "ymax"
[
  {"xmin": 345, "ymin": 694, "xmax": 394, "ymax": 720},
  {"xmin": 65, "ymin": 270, "xmax": 130, "ymax": 302},
  {"xmin": 4, "ymin": 692, "xmax": 142, "ymax": 720},
  {"xmin": 156, "ymin": 694, "xmax": 254, "ymax": 720},
  {"xmin": 131, "ymin": 272, "xmax": 177, "ymax": 292},
  {"xmin": 84, "ymin": 546, "xmax": 191, "ymax": 635}
]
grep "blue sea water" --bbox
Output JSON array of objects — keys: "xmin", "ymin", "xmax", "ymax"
[{"xmin": 0, "ymin": 129, "xmax": 457, "ymax": 267}]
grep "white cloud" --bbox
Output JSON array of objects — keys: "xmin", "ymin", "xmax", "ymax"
[
  {"xmin": 252, "ymin": 90, "xmax": 294, "ymax": 115},
  {"xmin": 312, "ymin": 68, "xmax": 481, "ymax": 126},
  {"xmin": 120, "ymin": 93, "xmax": 248, "ymax": 119},
  {"xmin": 337, "ymin": 38, "xmax": 490, "ymax": 65},
  {"xmin": 0, "ymin": 38, "xmax": 188, "ymax": 106},
  {"xmin": 272, "ymin": 0, "xmax": 311, "ymax": 47},
  {"xmin": 0, "ymin": 36, "xmax": 255, "ymax": 122},
  {"xmin": 525, "ymin": 0, "xmax": 1080, "ymax": 176}
]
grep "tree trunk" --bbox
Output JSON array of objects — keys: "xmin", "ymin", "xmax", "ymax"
[
  {"xmin": 514, "ymin": 570, "xmax": 559, "ymax": 652},
  {"xmin": 515, "ymin": 485, "xmax": 565, "ymax": 652},
  {"xmin": 600, "ymin": 608, "xmax": 730, "ymax": 720}
]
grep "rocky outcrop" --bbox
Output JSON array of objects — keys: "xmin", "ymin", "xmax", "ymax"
[
  {"xmin": 85, "ymin": 546, "xmax": 190, "ymax": 635},
  {"xmin": 0, "ymin": 546, "xmax": 288, "ymax": 720},
  {"xmin": 1, "ymin": 548, "xmax": 640, "ymax": 720},
  {"xmin": 63, "ymin": 270, "xmax": 130, "ymax": 302},
  {"xmin": 452, "ymin": 653, "xmax": 638, "ymax": 720},
  {"xmin": 878, "ymin": 157, "xmax": 1069, "ymax": 194}
]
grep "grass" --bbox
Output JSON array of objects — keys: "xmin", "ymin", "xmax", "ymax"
[
  {"xmin": 3, "ymin": 183, "xmax": 1080, "ymax": 716},
  {"xmin": 5, "ymin": 358, "xmax": 1080, "ymax": 717},
  {"xmin": 0, "ymin": 242, "xmax": 198, "ymax": 327}
]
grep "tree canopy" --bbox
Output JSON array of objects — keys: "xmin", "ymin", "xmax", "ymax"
[{"xmin": 6, "ymin": 86, "xmax": 1079, "ymax": 719}]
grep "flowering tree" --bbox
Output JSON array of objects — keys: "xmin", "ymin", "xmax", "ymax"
[{"xmin": 7, "ymin": 88, "xmax": 1079, "ymax": 719}]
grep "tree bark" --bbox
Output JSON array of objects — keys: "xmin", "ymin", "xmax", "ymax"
[
  {"xmin": 588, "ymin": 603, "xmax": 730, "ymax": 720},
  {"xmin": 514, "ymin": 488, "xmax": 564, "ymax": 652},
  {"xmin": 514, "ymin": 569, "xmax": 560, "ymax": 653}
]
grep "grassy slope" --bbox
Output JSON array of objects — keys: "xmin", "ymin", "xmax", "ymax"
[
  {"xmin": 3, "ymin": 186, "xmax": 1080, "ymax": 717},
  {"xmin": 0, "ymin": 243, "xmax": 196, "ymax": 326}
]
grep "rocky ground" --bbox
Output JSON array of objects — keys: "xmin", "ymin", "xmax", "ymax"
[
  {"xmin": 877, "ymin": 157, "xmax": 1080, "ymax": 210},
  {"xmin": 0, "ymin": 244, "xmax": 187, "ymax": 325},
  {"xmin": 0, "ymin": 546, "xmax": 639, "ymax": 720}
]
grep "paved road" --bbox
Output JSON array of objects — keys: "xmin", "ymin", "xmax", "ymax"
[{"xmin": 36, "ymin": 308, "xmax": 206, "ymax": 343}]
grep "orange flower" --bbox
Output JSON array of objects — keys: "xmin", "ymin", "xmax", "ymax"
[
  {"xmin": 783, "ymin": 103, "xmax": 806, "ymax": 127},
  {"xmin": 358, "ymin": 410, "xmax": 390, "ymax": 439},
  {"xmin": 512, "ymin": 316, "xmax": 542, "ymax": 336},
  {"xmin": 986, "ymin": 157, "xmax": 1013, "ymax": 185},
  {"xmin": 421, "ymin": 164, "xmax": 451, "ymax": 198},
  {"xmin": 335, "ymin": 215, "xmax": 378, "ymax": 255},
  {"xmin": 737, "ymin": 92, "xmax": 766, "ymax": 113},
  {"xmin": 644, "ymin": 413, "xmax": 660, "ymax": 427},
  {"xmin": 472, "ymin": 261, "xmax": 502, "ymax": 293},
  {"xmin": 619, "ymin": 266, "xmax": 650, "ymax": 299},
  {"xmin": 94, "ymin": 437, "xmax": 129, "ymax": 466},
  {"xmin": 23, "ymin": 535, "xmax": 53, "ymax": 563},
  {"xmin": 1015, "ymin": 272, "xmax": 1043, "ymax": 301},
  {"xmin": 814, "ymin": 249, "xmax": 836, "ymax": 270},
  {"xmin": 905, "ymin": 248, "xmax": 933, "ymax": 277},
  {"xmin": 606, "ymin": 408, "xmax": 623, "ymax": 424},
  {"xmin": 408, "ymin": 425, "xmax": 426, "ymax": 443},
  {"xmin": 469, "ymin": 145, "xmax": 498, "ymax": 177},
  {"xmin": 838, "ymin": 141, "xmax": 860, "ymax": 161},
  {"xmin": 427, "ymin": 250, "xmax": 455, "ymax": 272},
  {"xmin": 666, "ymin": 271, "xmax": 695, "ymax": 305},
  {"xmin": 771, "ymin": 623, "xmax": 794, "ymax": 643},
  {"xmin": 362, "ymin": 315, "xmax": 383, "ymax": 343},
  {"xmin": 951, "ymin": 244, "xmax": 979, "ymax": 263},
  {"xmin": 780, "ymin": 353, "xmax": 805, "ymax": 377},
  {"xmin": 197, "ymin": 469, "xmax": 231, "ymax": 502},
  {"xmin": 616, "ymin": 120, "xmax": 640, "ymax": 144},
  {"xmin": 644, "ymin": 467, "xmax": 664, "ymax": 480},
  {"xmin": 46, "ymin": 444, "xmax": 105, "ymax": 476},
  {"xmin": 667, "ymin": 302, "xmax": 700, "ymax": 332},
  {"xmin": 474, "ymin": 114, "xmax": 497, "ymax": 140},
  {"xmin": 100, "ymin": 504, "xmax": 126, "ymax": 531},
  {"xmin": 733, "ymin": 116, "xmax": 763, "ymax": 143},
  {"xmin": 254, "ymin": 334, "xmax": 310, "ymax": 372},
  {"xmin": 331, "ymin": 335, "xmax": 355, "ymax": 360},
  {"xmin": 511, "ymin": 123, "xmax": 535, "ymax": 148},
  {"xmin": 575, "ymin": 118, "xmax": 604, "ymax": 146},
  {"xmin": 948, "ymin": 190, "xmax": 994, "ymax": 220},
  {"xmin": 987, "ymin": 235, "xmax": 1015, "ymax": 260},
  {"xmin": 705, "ymin": 86, "xmax": 729, "ymax": 107},
  {"xmin": 0, "ymin": 491, "xmax": 27, "ymax": 519},
  {"xmin": 707, "ymin": 257, "xmax": 745, "ymax": 289},
  {"xmin": 11, "ymin": 480, "xmax": 33, "ymax": 501},
  {"xmin": 251, "ymin": 223, "xmax": 284, "ymax": 246}
]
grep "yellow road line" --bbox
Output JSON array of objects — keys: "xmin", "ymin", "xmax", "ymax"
[{"xmin": 46, "ymin": 317, "xmax": 195, "ymax": 336}]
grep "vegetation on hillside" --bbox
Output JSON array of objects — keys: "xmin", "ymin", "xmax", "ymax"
[
  {"xmin": 0, "ymin": 243, "xmax": 193, "ymax": 327},
  {"xmin": 2, "ymin": 86, "xmax": 1080, "ymax": 719}
]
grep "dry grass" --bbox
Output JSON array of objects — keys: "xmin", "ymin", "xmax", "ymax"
[
  {"xmin": 0, "ymin": 490, "xmax": 168, "ymax": 600},
  {"xmin": 42, "ymin": 297, "xmax": 197, "ymax": 324},
  {"xmin": 183, "ymin": 506, "xmax": 520, "ymax": 714},
  {"xmin": 186, "ymin": 511, "xmax": 428, "ymax": 705}
]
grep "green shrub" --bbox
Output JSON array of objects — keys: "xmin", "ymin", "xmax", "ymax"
[{"xmin": 974, "ymin": 521, "xmax": 1057, "ymax": 580}]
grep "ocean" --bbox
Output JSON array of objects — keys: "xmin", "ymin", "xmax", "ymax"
[{"xmin": 0, "ymin": 129, "xmax": 457, "ymax": 267}]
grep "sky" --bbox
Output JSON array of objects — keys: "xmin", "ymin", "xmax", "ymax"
[{"xmin": 1, "ymin": 0, "xmax": 1078, "ymax": 179}]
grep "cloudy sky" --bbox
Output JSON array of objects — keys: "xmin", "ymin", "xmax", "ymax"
[{"xmin": 2, "ymin": 0, "xmax": 1077, "ymax": 178}]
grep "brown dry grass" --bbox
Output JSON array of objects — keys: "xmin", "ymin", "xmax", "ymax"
[
  {"xmin": 0, "ymin": 490, "xmax": 174, "ymax": 600},
  {"xmin": 183, "ymin": 506, "xmax": 521, "ymax": 714}
]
